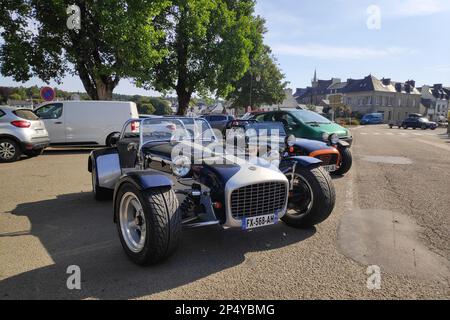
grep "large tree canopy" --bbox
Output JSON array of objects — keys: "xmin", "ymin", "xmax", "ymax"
[
  {"xmin": 227, "ymin": 45, "xmax": 287, "ymax": 111},
  {"xmin": 138, "ymin": 0, "xmax": 258, "ymax": 115},
  {"xmin": 0, "ymin": 0, "xmax": 170, "ymax": 100}
]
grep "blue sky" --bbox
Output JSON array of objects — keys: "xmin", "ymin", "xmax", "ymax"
[{"xmin": 1, "ymin": 0, "xmax": 449, "ymax": 95}]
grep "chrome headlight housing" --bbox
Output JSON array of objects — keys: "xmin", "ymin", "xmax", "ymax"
[
  {"xmin": 322, "ymin": 132, "xmax": 330, "ymax": 142},
  {"xmin": 330, "ymin": 133, "xmax": 339, "ymax": 144},
  {"xmin": 171, "ymin": 155, "xmax": 191, "ymax": 177},
  {"xmin": 286, "ymin": 135, "xmax": 296, "ymax": 147}
]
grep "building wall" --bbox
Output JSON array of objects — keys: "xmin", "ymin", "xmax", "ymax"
[{"xmin": 343, "ymin": 92, "xmax": 422, "ymax": 122}]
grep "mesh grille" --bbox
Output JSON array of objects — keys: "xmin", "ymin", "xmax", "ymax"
[
  {"xmin": 316, "ymin": 154, "xmax": 339, "ymax": 166},
  {"xmin": 230, "ymin": 182, "xmax": 287, "ymax": 219}
]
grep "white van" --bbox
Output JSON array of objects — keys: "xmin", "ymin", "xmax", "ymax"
[{"xmin": 34, "ymin": 101, "xmax": 139, "ymax": 146}]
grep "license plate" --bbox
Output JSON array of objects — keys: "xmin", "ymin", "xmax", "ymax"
[
  {"xmin": 323, "ymin": 164, "xmax": 337, "ymax": 172},
  {"xmin": 242, "ymin": 214, "xmax": 278, "ymax": 230}
]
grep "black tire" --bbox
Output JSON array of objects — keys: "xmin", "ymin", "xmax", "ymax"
[
  {"xmin": 106, "ymin": 132, "xmax": 120, "ymax": 147},
  {"xmin": 91, "ymin": 157, "xmax": 113, "ymax": 201},
  {"xmin": 403, "ymin": 124, "xmax": 408, "ymax": 129},
  {"xmin": 332, "ymin": 147, "xmax": 353, "ymax": 176},
  {"xmin": 0, "ymin": 138, "xmax": 21, "ymax": 163},
  {"xmin": 115, "ymin": 183, "xmax": 182, "ymax": 266},
  {"xmin": 25, "ymin": 148, "xmax": 44, "ymax": 158},
  {"xmin": 282, "ymin": 166, "xmax": 336, "ymax": 228}
]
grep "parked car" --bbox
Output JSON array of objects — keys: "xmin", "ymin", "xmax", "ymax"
[
  {"xmin": 249, "ymin": 109, "xmax": 353, "ymax": 175},
  {"xmin": 88, "ymin": 117, "xmax": 335, "ymax": 265},
  {"xmin": 0, "ymin": 106, "xmax": 50, "ymax": 162},
  {"xmin": 34, "ymin": 101, "xmax": 139, "ymax": 146},
  {"xmin": 227, "ymin": 120, "xmax": 345, "ymax": 174},
  {"xmin": 360, "ymin": 113, "xmax": 384, "ymax": 125},
  {"xmin": 201, "ymin": 114, "xmax": 235, "ymax": 133},
  {"xmin": 401, "ymin": 117, "xmax": 437, "ymax": 130}
]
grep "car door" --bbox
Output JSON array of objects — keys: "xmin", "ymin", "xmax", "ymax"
[{"xmin": 35, "ymin": 103, "xmax": 66, "ymax": 143}]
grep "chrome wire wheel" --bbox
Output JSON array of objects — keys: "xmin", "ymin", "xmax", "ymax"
[
  {"xmin": 0, "ymin": 141, "xmax": 16, "ymax": 161},
  {"xmin": 119, "ymin": 192, "xmax": 147, "ymax": 253},
  {"xmin": 286, "ymin": 173, "xmax": 314, "ymax": 217}
]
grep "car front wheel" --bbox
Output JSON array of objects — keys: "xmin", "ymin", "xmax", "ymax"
[
  {"xmin": 282, "ymin": 166, "xmax": 336, "ymax": 228},
  {"xmin": 0, "ymin": 139, "xmax": 21, "ymax": 163},
  {"xmin": 332, "ymin": 147, "xmax": 352, "ymax": 176},
  {"xmin": 115, "ymin": 183, "xmax": 182, "ymax": 266}
]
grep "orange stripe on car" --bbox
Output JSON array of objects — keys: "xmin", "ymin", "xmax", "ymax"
[{"xmin": 309, "ymin": 148, "xmax": 341, "ymax": 166}]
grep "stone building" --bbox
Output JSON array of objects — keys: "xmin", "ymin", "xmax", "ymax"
[
  {"xmin": 294, "ymin": 71, "xmax": 430, "ymax": 122},
  {"xmin": 419, "ymin": 84, "xmax": 449, "ymax": 121}
]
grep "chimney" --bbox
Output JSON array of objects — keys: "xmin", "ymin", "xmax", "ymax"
[
  {"xmin": 347, "ymin": 78, "xmax": 354, "ymax": 85},
  {"xmin": 382, "ymin": 78, "xmax": 391, "ymax": 86},
  {"xmin": 405, "ymin": 83, "xmax": 411, "ymax": 93},
  {"xmin": 395, "ymin": 83, "xmax": 402, "ymax": 92},
  {"xmin": 406, "ymin": 80, "xmax": 416, "ymax": 88},
  {"xmin": 434, "ymin": 84, "xmax": 443, "ymax": 90}
]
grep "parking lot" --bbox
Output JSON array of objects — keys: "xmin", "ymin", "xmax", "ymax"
[{"xmin": 0, "ymin": 125, "xmax": 449, "ymax": 300}]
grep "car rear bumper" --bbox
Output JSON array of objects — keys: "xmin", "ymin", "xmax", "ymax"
[{"xmin": 21, "ymin": 139, "xmax": 50, "ymax": 151}]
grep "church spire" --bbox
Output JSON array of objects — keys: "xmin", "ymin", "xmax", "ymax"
[{"xmin": 312, "ymin": 68, "xmax": 318, "ymax": 88}]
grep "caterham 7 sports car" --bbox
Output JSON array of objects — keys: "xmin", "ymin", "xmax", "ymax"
[
  {"xmin": 226, "ymin": 120, "xmax": 343, "ymax": 174},
  {"xmin": 88, "ymin": 117, "xmax": 335, "ymax": 265}
]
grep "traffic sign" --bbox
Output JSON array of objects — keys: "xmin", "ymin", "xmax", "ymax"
[{"xmin": 40, "ymin": 87, "xmax": 55, "ymax": 102}]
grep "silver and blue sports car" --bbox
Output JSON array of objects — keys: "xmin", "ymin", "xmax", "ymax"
[{"xmin": 88, "ymin": 117, "xmax": 335, "ymax": 265}]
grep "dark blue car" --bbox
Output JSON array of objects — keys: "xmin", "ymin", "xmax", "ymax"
[{"xmin": 361, "ymin": 113, "xmax": 384, "ymax": 125}]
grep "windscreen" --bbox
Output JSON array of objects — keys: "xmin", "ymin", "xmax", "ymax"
[
  {"xmin": 140, "ymin": 118, "xmax": 190, "ymax": 144},
  {"xmin": 292, "ymin": 110, "xmax": 331, "ymax": 124}
]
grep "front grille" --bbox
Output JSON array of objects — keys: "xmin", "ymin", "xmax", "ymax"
[
  {"xmin": 230, "ymin": 182, "xmax": 287, "ymax": 219},
  {"xmin": 316, "ymin": 154, "xmax": 339, "ymax": 166}
]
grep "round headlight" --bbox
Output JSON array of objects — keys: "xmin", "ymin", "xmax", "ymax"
[
  {"xmin": 245, "ymin": 128, "xmax": 257, "ymax": 138},
  {"xmin": 171, "ymin": 155, "xmax": 191, "ymax": 177},
  {"xmin": 330, "ymin": 133, "xmax": 339, "ymax": 144},
  {"xmin": 286, "ymin": 135, "xmax": 296, "ymax": 147},
  {"xmin": 322, "ymin": 132, "xmax": 330, "ymax": 142}
]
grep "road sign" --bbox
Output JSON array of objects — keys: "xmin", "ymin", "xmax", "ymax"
[{"xmin": 40, "ymin": 87, "xmax": 55, "ymax": 102}]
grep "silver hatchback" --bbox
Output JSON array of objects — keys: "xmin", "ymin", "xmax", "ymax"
[{"xmin": 0, "ymin": 106, "xmax": 50, "ymax": 162}]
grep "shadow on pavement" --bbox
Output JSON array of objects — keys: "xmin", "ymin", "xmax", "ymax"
[
  {"xmin": 0, "ymin": 192, "xmax": 315, "ymax": 300},
  {"xmin": 43, "ymin": 148, "xmax": 95, "ymax": 156}
]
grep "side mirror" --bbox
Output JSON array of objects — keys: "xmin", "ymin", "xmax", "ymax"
[{"xmin": 109, "ymin": 133, "xmax": 120, "ymax": 147}]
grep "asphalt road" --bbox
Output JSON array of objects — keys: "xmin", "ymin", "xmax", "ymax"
[{"xmin": 0, "ymin": 126, "xmax": 449, "ymax": 300}]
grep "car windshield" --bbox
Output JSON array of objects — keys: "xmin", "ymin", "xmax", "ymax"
[
  {"xmin": 291, "ymin": 110, "xmax": 332, "ymax": 124},
  {"xmin": 173, "ymin": 117, "xmax": 218, "ymax": 141},
  {"xmin": 242, "ymin": 121, "xmax": 287, "ymax": 137},
  {"xmin": 140, "ymin": 118, "xmax": 190, "ymax": 144}
]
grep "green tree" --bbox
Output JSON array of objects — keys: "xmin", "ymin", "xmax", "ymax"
[
  {"xmin": 138, "ymin": 0, "xmax": 257, "ymax": 115},
  {"xmin": 151, "ymin": 98, "xmax": 172, "ymax": 115},
  {"xmin": 0, "ymin": 1, "xmax": 170, "ymax": 100},
  {"xmin": 227, "ymin": 45, "xmax": 287, "ymax": 111},
  {"xmin": 9, "ymin": 93, "xmax": 22, "ymax": 101},
  {"xmin": 138, "ymin": 103, "xmax": 156, "ymax": 115}
]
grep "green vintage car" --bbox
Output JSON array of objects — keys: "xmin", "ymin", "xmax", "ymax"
[{"xmin": 249, "ymin": 109, "xmax": 353, "ymax": 175}]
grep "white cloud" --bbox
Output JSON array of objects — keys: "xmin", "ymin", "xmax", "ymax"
[
  {"xmin": 389, "ymin": 0, "xmax": 450, "ymax": 17},
  {"xmin": 272, "ymin": 44, "xmax": 417, "ymax": 60}
]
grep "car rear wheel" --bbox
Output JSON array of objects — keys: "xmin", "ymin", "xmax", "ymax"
[
  {"xmin": 0, "ymin": 139, "xmax": 21, "ymax": 163},
  {"xmin": 282, "ymin": 166, "xmax": 336, "ymax": 228},
  {"xmin": 421, "ymin": 124, "xmax": 427, "ymax": 130},
  {"xmin": 91, "ymin": 157, "xmax": 113, "ymax": 201},
  {"xmin": 115, "ymin": 183, "xmax": 182, "ymax": 265},
  {"xmin": 332, "ymin": 147, "xmax": 352, "ymax": 176},
  {"xmin": 403, "ymin": 124, "xmax": 408, "ymax": 129}
]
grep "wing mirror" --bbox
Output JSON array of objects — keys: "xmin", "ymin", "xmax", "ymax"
[{"xmin": 109, "ymin": 133, "xmax": 120, "ymax": 147}]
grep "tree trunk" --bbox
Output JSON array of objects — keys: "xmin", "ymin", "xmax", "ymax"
[
  {"xmin": 176, "ymin": 89, "xmax": 192, "ymax": 116},
  {"xmin": 76, "ymin": 63, "xmax": 119, "ymax": 100}
]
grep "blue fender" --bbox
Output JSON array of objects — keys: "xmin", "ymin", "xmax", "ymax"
[
  {"xmin": 279, "ymin": 156, "xmax": 322, "ymax": 173},
  {"xmin": 113, "ymin": 171, "xmax": 174, "ymax": 209}
]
